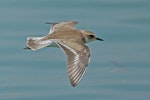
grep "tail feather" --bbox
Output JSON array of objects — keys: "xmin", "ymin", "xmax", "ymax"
[{"xmin": 26, "ymin": 37, "xmax": 51, "ymax": 51}]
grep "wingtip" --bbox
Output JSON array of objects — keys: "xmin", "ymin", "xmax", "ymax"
[
  {"xmin": 45, "ymin": 22, "xmax": 56, "ymax": 24},
  {"xmin": 70, "ymin": 79, "xmax": 80, "ymax": 87},
  {"xmin": 71, "ymin": 83, "xmax": 77, "ymax": 87}
]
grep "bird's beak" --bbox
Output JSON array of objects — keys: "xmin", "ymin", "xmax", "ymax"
[
  {"xmin": 24, "ymin": 47, "xmax": 31, "ymax": 50},
  {"xmin": 96, "ymin": 37, "xmax": 104, "ymax": 41}
]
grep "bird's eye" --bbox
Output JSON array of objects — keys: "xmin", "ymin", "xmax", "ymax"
[{"xmin": 89, "ymin": 35, "xmax": 94, "ymax": 38}]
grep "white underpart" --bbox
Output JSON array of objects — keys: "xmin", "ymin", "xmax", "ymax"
[
  {"xmin": 38, "ymin": 40, "xmax": 58, "ymax": 47},
  {"xmin": 27, "ymin": 37, "xmax": 43, "ymax": 41}
]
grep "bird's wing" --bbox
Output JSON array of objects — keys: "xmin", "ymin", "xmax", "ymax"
[
  {"xmin": 54, "ymin": 40, "xmax": 90, "ymax": 87},
  {"xmin": 45, "ymin": 21, "xmax": 79, "ymax": 34}
]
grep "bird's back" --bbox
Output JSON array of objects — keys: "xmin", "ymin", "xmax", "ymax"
[{"xmin": 42, "ymin": 29, "xmax": 84, "ymax": 41}]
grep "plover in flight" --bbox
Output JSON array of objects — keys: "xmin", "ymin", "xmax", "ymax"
[{"xmin": 25, "ymin": 21, "xmax": 103, "ymax": 87}]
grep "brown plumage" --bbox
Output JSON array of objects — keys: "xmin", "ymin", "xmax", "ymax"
[{"xmin": 26, "ymin": 21, "xmax": 103, "ymax": 87}]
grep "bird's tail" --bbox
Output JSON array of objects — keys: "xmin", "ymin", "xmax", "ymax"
[{"xmin": 26, "ymin": 37, "xmax": 50, "ymax": 51}]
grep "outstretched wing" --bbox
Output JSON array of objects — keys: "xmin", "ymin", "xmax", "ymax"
[
  {"xmin": 46, "ymin": 21, "xmax": 78, "ymax": 34},
  {"xmin": 55, "ymin": 40, "xmax": 90, "ymax": 87}
]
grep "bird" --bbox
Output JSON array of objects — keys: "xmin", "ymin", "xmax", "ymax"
[{"xmin": 25, "ymin": 21, "xmax": 103, "ymax": 87}]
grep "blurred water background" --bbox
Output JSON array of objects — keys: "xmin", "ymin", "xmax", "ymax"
[{"xmin": 0, "ymin": 0, "xmax": 150, "ymax": 100}]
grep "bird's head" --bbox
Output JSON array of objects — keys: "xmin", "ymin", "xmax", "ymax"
[{"xmin": 80, "ymin": 30, "xmax": 103, "ymax": 43}]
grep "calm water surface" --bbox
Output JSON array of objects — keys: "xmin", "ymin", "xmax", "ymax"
[{"xmin": 0, "ymin": 0, "xmax": 150, "ymax": 100}]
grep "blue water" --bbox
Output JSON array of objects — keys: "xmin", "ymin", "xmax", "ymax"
[{"xmin": 0, "ymin": 0, "xmax": 150, "ymax": 100}]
